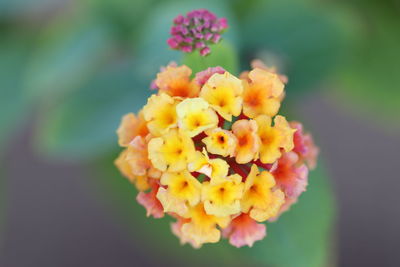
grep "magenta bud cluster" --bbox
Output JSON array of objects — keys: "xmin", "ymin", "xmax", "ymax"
[{"xmin": 167, "ymin": 9, "xmax": 228, "ymax": 56}]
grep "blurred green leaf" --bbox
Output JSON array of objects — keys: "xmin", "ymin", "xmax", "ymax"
[
  {"xmin": 24, "ymin": 15, "xmax": 117, "ymax": 100},
  {"xmin": 335, "ymin": 15, "xmax": 400, "ymax": 128},
  {"xmin": 34, "ymin": 61, "xmax": 150, "ymax": 161},
  {"xmin": 241, "ymin": 0, "xmax": 350, "ymax": 98},
  {"xmin": 87, "ymin": 0, "xmax": 161, "ymax": 39},
  {"xmin": 0, "ymin": 0, "xmax": 67, "ymax": 20},
  {"xmin": 0, "ymin": 166, "xmax": 5, "ymax": 250},
  {"xmin": 182, "ymin": 40, "xmax": 239, "ymax": 75},
  {"xmin": 0, "ymin": 34, "xmax": 34, "ymax": 145},
  {"xmin": 95, "ymin": 153, "xmax": 335, "ymax": 266}
]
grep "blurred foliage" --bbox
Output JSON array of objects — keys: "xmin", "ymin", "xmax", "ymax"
[
  {"xmin": 33, "ymin": 60, "xmax": 150, "ymax": 160},
  {"xmin": 95, "ymin": 153, "xmax": 335, "ymax": 267},
  {"xmin": 0, "ymin": 31, "xmax": 36, "ymax": 147},
  {"xmin": 0, "ymin": 168, "xmax": 4, "ymax": 248},
  {"xmin": 334, "ymin": 1, "xmax": 400, "ymax": 127},
  {"xmin": 240, "ymin": 0, "xmax": 349, "ymax": 99},
  {"xmin": 182, "ymin": 40, "xmax": 239, "ymax": 75}
]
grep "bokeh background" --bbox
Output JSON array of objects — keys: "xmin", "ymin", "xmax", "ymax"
[{"xmin": 1, "ymin": 0, "xmax": 400, "ymax": 266}]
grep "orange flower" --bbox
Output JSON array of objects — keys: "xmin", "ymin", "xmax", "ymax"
[
  {"xmin": 255, "ymin": 115, "xmax": 296, "ymax": 164},
  {"xmin": 179, "ymin": 203, "xmax": 230, "ymax": 248},
  {"xmin": 116, "ymin": 111, "xmax": 148, "ymax": 147},
  {"xmin": 241, "ymin": 165, "xmax": 285, "ymax": 222},
  {"xmin": 222, "ymin": 213, "xmax": 266, "ymax": 248},
  {"xmin": 232, "ymin": 119, "xmax": 260, "ymax": 164},
  {"xmin": 241, "ymin": 59, "xmax": 288, "ymax": 84},
  {"xmin": 155, "ymin": 65, "xmax": 200, "ymax": 98},
  {"xmin": 125, "ymin": 136, "xmax": 151, "ymax": 176},
  {"xmin": 242, "ymin": 68, "xmax": 284, "ymax": 118},
  {"xmin": 114, "ymin": 148, "xmax": 150, "ymax": 191}
]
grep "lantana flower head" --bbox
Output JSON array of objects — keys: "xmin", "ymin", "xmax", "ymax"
[
  {"xmin": 167, "ymin": 9, "xmax": 228, "ymax": 56},
  {"xmin": 114, "ymin": 9, "xmax": 319, "ymax": 249}
]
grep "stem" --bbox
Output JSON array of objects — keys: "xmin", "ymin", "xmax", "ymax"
[
  {"xmin": 228, "ymin": 161, "xmax": 248, "ymax": 178},
  {"xmin": 252, "ymin": 159, "xmax": 273, "ymax": 171}
]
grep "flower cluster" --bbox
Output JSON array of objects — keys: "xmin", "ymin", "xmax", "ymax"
[
  {"xmin": 115, "ymin": 62, "xmax": 319, "ymax": 248},
  {"xmin": 167, "ymin": 9, "xmax": 228, "ymax": 56}
]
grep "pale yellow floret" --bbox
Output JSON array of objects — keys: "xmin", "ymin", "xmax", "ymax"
[
  {"xmin": 148, "ymin": 129, "xmax": 195, "ymax": 172},
  {"xmin": 274, "ymin": 115, "xmax": 296, "ymax": 152},
  {"xmin": 255, "ymin": 115, "xmax": 296, "ymax": 164},
  {"xmin": 188, "ymin": 149, "xmax": 229, "ymax": 181},
  {"xmin": 202, "ymin": 127, "xmax": 237, "ymax": 157},
  {"xmin": 180, "ymin": 203, "xmax": 231, "ymax": 247},
  {"xmin": 202, "ymin": 174, "xmax": 244, "ymax": 217},
  {"xmin": 156, "ymin": 170, "xmax": 202, "ymax": 218},
  {"xmin": 176, "ymin": 97, "xmax": 218, "ymax": 137},
  {"xmin": 200, "ymin": 72, "xmax": 243, "ymax": 121},
  {"xmin": 142, "ymin": 93, "xmax": 178, "ymax": 136},
  {"xmin": 156, "ymin": 187, "xmax": 190, "ymax": 217},
  {"xmin": 160, "ymin": 171, "xmax": 202, "ymax": 206},
  {"xmin": 241, "ymin": 165, "xmax": 285, "ymax": 222}
]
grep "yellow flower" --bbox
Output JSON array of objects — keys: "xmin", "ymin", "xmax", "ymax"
[
  {"xmin": 202, "ymin": 174, "xmax": 244, "ymax": 217},
  {"xmin": 188, "ymin": 149, "xmax": 229, "ymax": 181},
  {"xmin": 155, "ymin": 65, "xmax": 200, "ymax": 98},
  {"xmin": 255, "ymin": 115, "xmax": 296, "ymax": 164},
  {"xmin": 242, "ymin": 68, "xmax": 284, "ymax": 118},
  {"xmin": 202, "ymin": 127, "xmax": 237, "ymax": 157},
  {"xmin": 180, "ymin": 203, "xmax": 231, "ymax": 248},
  {"xmin": 142, "ymin": 93, "xmax": 178, "ymax": 136},
  {"xmin": 148, "ymin": 129, "xmax": 195, "ymax": 172},
  {"xmin": 232, "ymin": 119, "xmax": 260, "ymax": 164},
  {"xmin": 241, "ymin": 165, "xmax": 285, "ymax": 222},
  {"xmin": 156, "ymin": 171, "xmax": 202, "ymax": 217},
  {"xmin": 274, "ymin": 115, "xmax": 296, "ymax": 152},
  {"xmin": 176, "ymin": 97, "xmax": 218, "ymax": 137},
  {"xmin": 116, "ymin": 111, "xmax": 148, "ymax": 147},
  {"xmin": 200, "ymin": 72, "xmax": 243, "ymax": 121}
]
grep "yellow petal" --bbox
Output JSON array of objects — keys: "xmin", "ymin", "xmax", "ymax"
[
  {"xmin": 202, "ymin": 127, "xmax": 237, "ymax": 157},
  {"xmin": 232, "ymin": 119, "xmax": 260, "ymax": 164},
  {"xmin": 176, "ymin": 97, "xmax": 218, "ymax": 137},
  {"xmin": 200, "ymin": 72, "xmax": 243, "ymax": 121},
  {"xmin": 148, "ymin": 129, "xmax": 195, "ymax": 172},
  {"xmin": 143, "ymin": 93, "xmax": 178, "ymax": 136}
]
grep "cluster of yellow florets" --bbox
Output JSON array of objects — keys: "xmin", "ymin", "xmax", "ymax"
[{"xmin": 115, "ymin": 61, "xmax": 318, "ymax": 248}]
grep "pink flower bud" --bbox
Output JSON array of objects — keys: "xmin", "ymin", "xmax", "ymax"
[
  {"xmin": 167, "ymin": 38, "xmax": 179, "ymax": 49},
  {"xmin": 168, "ymin": 9, "xmax": 228, "ymax": 56},
  {"xmin": 173, "ymin": 15, "xmax": 184, "ymax": 24},
  {"xmin": 195, "ymin": 42, "xmax": 206, "ymax": 49},
  {"xmin": 181, "ymin": 45, "xmax": 193, "ymax": 53},
  {"xmin": 212, "ymin": 34, "xmax": 221, "ymax": 43},
  {"xmin": 219, "ymin": 17, "xmax": 228, "ymax": 29},
  {"xmin": 200, "ymin": 46, "xmax": 210, "ymax": 56}
]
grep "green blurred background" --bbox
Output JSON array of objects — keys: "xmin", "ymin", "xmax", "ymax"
[{"xmin": 1, "ymin": 0, "xmax": 399, "ymax": 266}]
